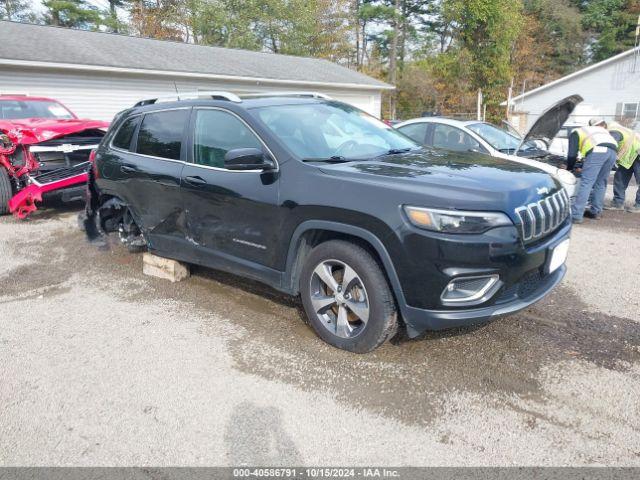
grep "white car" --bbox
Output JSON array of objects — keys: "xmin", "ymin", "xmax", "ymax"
[
  {"xmin": 395, "ymin": 96, "xmax": 582, "ymax": 198},
  {"xmin": 547, "ymin": 124, "xmax": 582, "ymax": 157}
]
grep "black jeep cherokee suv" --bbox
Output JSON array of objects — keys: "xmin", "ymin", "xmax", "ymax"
[{"xmin": 85, "ymin": 92, "xmax": 571, "ymax": 353}]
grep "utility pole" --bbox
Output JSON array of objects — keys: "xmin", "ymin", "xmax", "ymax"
[
  {"xmin": 388, "ymin": 0, "xmax": 400, "ymax": 120},
  {"xmin": 506, "ymin": 78, "xmax": 514, "ymax": 121}
]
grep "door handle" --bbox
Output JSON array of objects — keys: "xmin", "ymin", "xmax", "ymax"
[
  {"xmin": 120, "ymin": 165, "xmax": 137, "ymax": 173},
  {"xmin": 184, "ymin": 175, "xmax": 207, "ymax": 186}
]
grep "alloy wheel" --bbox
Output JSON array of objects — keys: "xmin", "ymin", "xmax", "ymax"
[{"xmin": 309, "ymin": 259, "xmax": 370, "ymax": 339}]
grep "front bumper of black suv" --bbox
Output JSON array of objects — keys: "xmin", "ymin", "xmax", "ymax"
[{"xmin": 389, "ymin": 220, "xmax": 571, "ymax": 337}]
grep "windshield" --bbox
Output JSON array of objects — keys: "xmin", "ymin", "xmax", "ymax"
[
  {"xmin": 251, "ymin": 101, "xmax": 419, "ymax": 161},
  {"xmin": 0, "ymin": 100, "xmax": 75, "ymax": 120},
  {"xmin": 467, "ymin": 122, "xmax": 535, "ymax": 152}
]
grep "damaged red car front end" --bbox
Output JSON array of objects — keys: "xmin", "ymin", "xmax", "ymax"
[{"xmin": 0, "ymin": 96, "xmax": 109, "ymax": 218}]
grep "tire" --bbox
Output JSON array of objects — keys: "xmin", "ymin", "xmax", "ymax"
[
  {"xmin": 0, "ymin": 168, "xmax": 13, "ymax": 216},
  {"xmin": 300, "ymin": 240, "xmax": 398, "ymax": 353}
]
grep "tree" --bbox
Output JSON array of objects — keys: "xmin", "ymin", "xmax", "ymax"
[
  {"xmin": 129, "ymin": 0, "xmax": 184, "ymax": 40},
  {"xmin": 1, "ymin": 0, "xmax": 36, "ymax": 21},
  {"xmin": 579, "ymin": 0, "xmax": 640, "ymax": 61},
  {"xmin": 104, "ymin": 0, "xmax": 130, "ymax": 33},
  {"xmin": 395, "ymin": 61, "xmax": 439, "ymax": 118},
  {"xmin": 42, "ymin": 0, "xmax": 103, "ymax": 29},
  {"xmin": 512, "ymin": 0, "xmax": 585, "ymax": 92},
  {"xmin": 443, "ymin": 0, "xmax": 523, "ymax": 120}
]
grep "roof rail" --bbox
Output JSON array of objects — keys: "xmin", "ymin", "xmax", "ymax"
[
  {"xmin": 134, "ymin": 91, "xmax": 242, "ymax": 107},
  {"xmin": 240, "ymin": 91, "xmax": 333, "ymax": 100}
]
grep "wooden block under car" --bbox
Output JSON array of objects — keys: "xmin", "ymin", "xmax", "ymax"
[{"xmin": 143, "ymin": 253, "xmax": 190, "ymax": 282}]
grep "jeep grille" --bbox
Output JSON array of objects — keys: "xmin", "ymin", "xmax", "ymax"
[{"xmin": 515, "ymin": 189, "xmax": 570, "ymax": 241}]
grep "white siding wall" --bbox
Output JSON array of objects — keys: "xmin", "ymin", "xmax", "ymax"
[
  {"xmin": 513, "ymin": 53, "xmax": 640, "ymax": 130},
  {"xmin": 0, "ymin": 66, "xmax": 382, "ymax": 122}
]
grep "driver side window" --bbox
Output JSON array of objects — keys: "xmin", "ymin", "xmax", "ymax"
[
  {"xmin": 194, "ymin": 109, "xmax": 262, "ymax": 168},
  {"xmin": 432, "ymin": 124, "xmax": 482, "ymax": 153}
]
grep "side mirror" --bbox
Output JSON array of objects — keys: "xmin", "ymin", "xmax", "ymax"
[{"xmin": 224, "ymin": 148, "xmax": 274, "ymax": 171}]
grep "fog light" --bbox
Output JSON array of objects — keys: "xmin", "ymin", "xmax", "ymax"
[{"xmin": 441, "ymin": 275, "xmax": 501, "ymax": 306}]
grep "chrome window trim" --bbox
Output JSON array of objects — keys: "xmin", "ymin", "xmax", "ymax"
[
  {"xmin": 108, "ymin": 107, "xmax": 279, "ymax": 174},
  {"xmin": 108, "ymin": 113, "xmax": 142, "ymax": 152},
  {"xmin": 109, "ymin": 107, "xmax": 191, "ymax": 159}
]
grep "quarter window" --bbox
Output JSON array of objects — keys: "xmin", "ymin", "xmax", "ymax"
[
  {"xmin": 194, "ymin": 109, "xmax": 262, "ymax": 168},
  {"xmin": 112, "ymin": 116, "xmax": 139, "ymax": 151},
  {"xmin": 397, "ymin": 123, "xmax": 428, "ymax": 144},
  {"xmin": 136, "ymin": 110, "xmax": 188, "ymax": 160}
]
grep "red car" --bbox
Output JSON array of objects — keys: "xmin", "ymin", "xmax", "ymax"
[{"xmin": 0, "ymin": 95, "xmax": 109, "ymax": 218}]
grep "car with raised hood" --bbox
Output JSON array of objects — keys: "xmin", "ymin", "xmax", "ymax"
[
  {"xmin": 0, "ymin": 95, "xmax": 109, "ymax": 218},
  {"xmin": 395, "ymin": 95, "xmax": 583, "ymax": 198},
  {"xmin": 85, "ymin": 91, "xmax": 572, "ymax": 353}
]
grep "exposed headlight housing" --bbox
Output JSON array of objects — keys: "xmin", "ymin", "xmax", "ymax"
[{"xmin": 404, "ymin": 206, "xmax": 512, "ymax": 234}]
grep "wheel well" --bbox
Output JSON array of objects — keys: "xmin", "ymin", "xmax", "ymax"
[{"xmin": 289, "ymin": 229, "xmax": 388, "ymax": 295}]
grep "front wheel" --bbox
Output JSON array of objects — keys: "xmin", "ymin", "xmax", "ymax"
[
  {"xmin": 0, "ymin": 168, "xmax": 13, "ymax": 216},
  {"xmin": 300, "ymin": 240, "xmax": 398, "ymax": 353}
]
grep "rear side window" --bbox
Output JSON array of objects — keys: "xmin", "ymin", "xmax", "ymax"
[
  {"xmin": 194, "ymin": 109, "xmax": 262, "ymax": 168},
  {"xmin": 397, "ymin": 123, "xmax": 428, "ymax": 144},
  {"xmin": 136, "ymin": 110, "xmax": 189, "ymax": 160},
  {"xmin": 112, "ymin": 116, "xmax": 139, "ymax": 151}
]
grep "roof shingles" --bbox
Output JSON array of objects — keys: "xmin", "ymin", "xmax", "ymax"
[{"xmin": 0, "ymin": 21, "xmax": 391, "ymax": 89}]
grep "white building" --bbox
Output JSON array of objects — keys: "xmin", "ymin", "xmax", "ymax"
[
  {"xmin": 508, "ymin": 47, "xmax": 640, "ymax": 132},
  {"xmin": 0, "ymin": 21, "xmax": 392, "ymax": 121}
]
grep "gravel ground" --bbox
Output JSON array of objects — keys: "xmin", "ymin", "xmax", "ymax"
[{"xmin": 0, "ymin": 197, "xmax": 639, "ymax": 466}]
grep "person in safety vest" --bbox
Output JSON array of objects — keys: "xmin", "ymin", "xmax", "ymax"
[
  {"xmin": 604, "ymin": 122, "xmax": 640, "ymax": 213},
  {"xmin": 567, "ymin": 118, "xmax": 618, "ymax": 223}
]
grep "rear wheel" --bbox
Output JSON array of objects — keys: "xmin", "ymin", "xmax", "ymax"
[
  {"xmin": 300, "ymin": 240, "xmax": 397, "ymax": 353},
  {"xmin": 118, "ymin": 208, "xmax": 147, "ymax": 253},
  {"xmin": 0, "ymin": 168, "xmax": 13, "ymax": 216}
]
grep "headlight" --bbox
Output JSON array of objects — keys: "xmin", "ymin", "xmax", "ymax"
[
  {"xmin": 556, "ymin": 168, "xmax": 577, "ymax": 185},
  {"xmin": 404, "ymin": 206, "xmax": 513, "ymax": 234}
]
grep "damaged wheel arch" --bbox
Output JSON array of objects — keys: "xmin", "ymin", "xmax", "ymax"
[{"xmin": 84, "ymin": 176, "xmax": 147, "ymax": 253}]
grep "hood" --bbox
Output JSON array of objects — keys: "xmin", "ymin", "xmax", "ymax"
[
  {"xmin": 318, "ymin": 149, "xmax": 559, "ymax": 215},
  {"xmin": 516, "ymin": 94, "xmax": 583, "ymax": 154},
  {"xmin": 0, "ymin": 118, "xmax": 110, "ymax": 145}
]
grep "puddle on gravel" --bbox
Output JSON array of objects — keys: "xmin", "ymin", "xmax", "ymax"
[{"xmin": 8, "ymin": 218, "xmax": 640, "ymax": 428}]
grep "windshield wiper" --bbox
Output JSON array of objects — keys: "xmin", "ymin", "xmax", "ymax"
[
  {"xmin": 302, "ymin": 156, "xmax": 350, "ymax": 163},
  {"xmin": 498, "ymin": 148, "xmax": 516, "ymax": 153},
  {"xmin": 386, "ymin": 148, "xmax": 413, "ymax": 155}
]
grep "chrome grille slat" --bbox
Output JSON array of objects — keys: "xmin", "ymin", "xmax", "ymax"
[
  {"xmin": 551, "ymin": 194, "xmax": 561, "ymax": 228},
  {"xmin": 515, "ymin": 190, "xmax": 570, "ymax": 242}
]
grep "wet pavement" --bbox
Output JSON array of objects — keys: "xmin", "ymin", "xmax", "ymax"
[{"xmin": 0, "ymin": 202, "xmax": 639, "ymax": 466}]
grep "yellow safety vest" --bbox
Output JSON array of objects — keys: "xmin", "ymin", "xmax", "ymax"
[
  {"xmin": 575, "ymin": 126, "xmax": 616, "ymax": 158},
  {"xmin": 609, "ymin": 124, "xmax": 640, "ymax": 169}
]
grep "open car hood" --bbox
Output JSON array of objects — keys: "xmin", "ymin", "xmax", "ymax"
[
  {"xmin": 516, "ymin": 95, "xmax": 583, "ymax": 154},
  {"xmin": 0, "ymin": 118, "xmax": 109, "ymax": 146}
]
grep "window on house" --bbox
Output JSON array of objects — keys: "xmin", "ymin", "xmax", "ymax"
[{"xmin": 623, "ymin": 103, "xmax": 639, "ymax": 120}]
